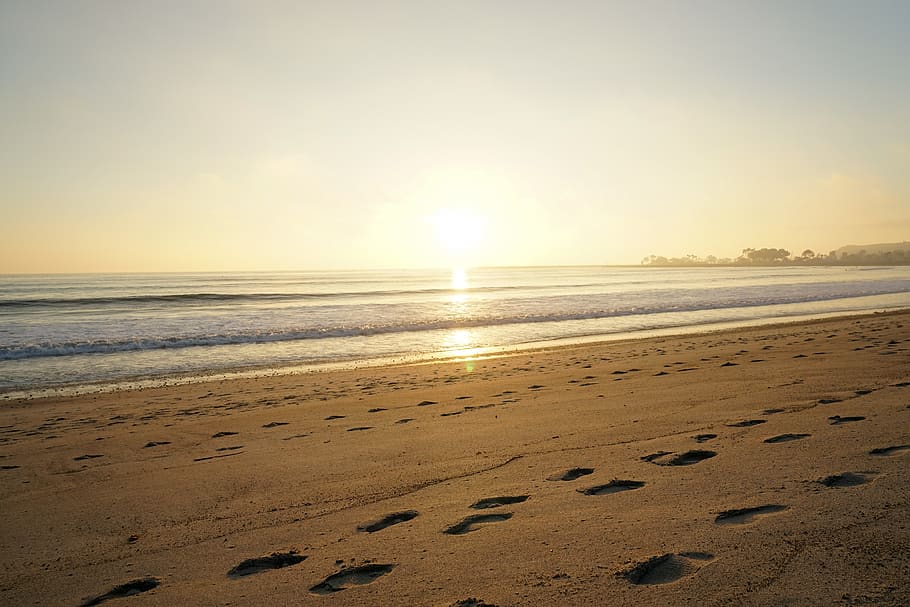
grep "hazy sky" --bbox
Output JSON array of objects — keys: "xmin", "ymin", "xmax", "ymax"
[{"xmin": 2, "ymin": 1, "xmax": 908, "ymax": 272}]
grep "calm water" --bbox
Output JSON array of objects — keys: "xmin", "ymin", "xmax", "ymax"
[{"xmin": 2, "ymin": 266, "xmax": 909, "ymax": 396}]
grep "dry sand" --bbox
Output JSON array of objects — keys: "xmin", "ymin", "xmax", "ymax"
[{"xmin": 1, "ymin": 311, "xmax": 909, "ymax": 606}]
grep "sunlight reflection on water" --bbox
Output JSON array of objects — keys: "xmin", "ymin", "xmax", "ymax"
[{"xmin": 3, "ymin": 266, "xmax": 910, "ymax": 395}]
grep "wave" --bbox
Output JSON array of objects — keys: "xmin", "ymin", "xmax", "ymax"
[
  {"xmin": 0, "ymin": 282, "xmax": 633, "ymax": 308},
  {"xmin": 3, "ymin": 285, "xmax": 907, "ymax": 361},
  {"xmin": 0, "ymin": 291, "xmax": 440, "ymax": 308},
  {"xmin": 0, "ymin": 267, "xmax": 895, "ymax": 310}
]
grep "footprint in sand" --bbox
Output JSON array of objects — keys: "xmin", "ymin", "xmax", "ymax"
[
  {"xmin": 211, "ymin": 431, "xmax": 238, "ymax": 438},
  {"xmin": 324, "ymin": 415, "xmax": 346, "ymax": 420},
  {"xmin": 444, "ymin": 513, "xmax": 513, "ymax": 535},
  {"xmin": 73, "ymin": 454, "xmax": 104, "ymax": 461},
  {"xmin": 726, "ymin": 419, "xmax": 766, "ymax": 428},
  {"xmin": 143, "ymin": 441, "xmax": 170, "ymax": 448},
  {"xmin": 282, "ymin": 433, "xmax": 309, "ymax": 441},
  {"xmin": 262, "ymin": 421, "xmax": 289, "ymax": 428},
  {"xmin": 309, "ymin": 564, "xmax": 396, "ymax": 594},
  {"xmin": 764, "ymin": 433, "xmax": 811, "ymax": 443},
  {"xmin": 642, "ymin": 450, "xmax": 717, "ymax": 466},
  {"xmin": 828, "ymin": 415, "xmax": 865, "ymax": 425},
  {"xmin": 346, "ymin": 426, "xmax": 374, "ymax": 432},
  {"xmin": 79, "ymin": 577, "xmax": 160, "ymax": 606},
  {"xmin": 818, "ymin": 472, "xmax": 876, "ymax": 487},
  {"xmin": 693, "ymin": 433, "xmax": 717, "ymax": 443},
  {"xmin": 470, "ymin": 495, "xmax": 529, "ymax": 509},
  {"xmin": 869, "ymin": 445, "xmax": 910, "ymax": 456},
  {"xmin": 715, "ymin": 504, "xmax": 787, "ymax": 525},
  {"xmin": 357, "ymin": 510, "xmax": 419, "ymax": 533},
  {"xmin": 618, "ymin": 552, "xmax": 715, "ymax": 585},
  {"xmin": 547, "ymin": 467, "xmax": 594, "ymax": 481},
  {"xmin": 395, "ymin": 418, "xmax": 414, "ymax": 424},
  {"xmin": 578, "ymin": 480, "xmax": 645, "ymax": 495},
  {"xmin": 228, "ymin": 551, "xmax": 306, "ymax": 578}
]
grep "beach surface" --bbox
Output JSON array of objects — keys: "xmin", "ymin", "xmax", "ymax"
[{"xmin": 1, "ymin": 311, "xmax": 909, "ymax": 606}]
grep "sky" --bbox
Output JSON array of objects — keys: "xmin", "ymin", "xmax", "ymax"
[{"xmin": 1, "ymin": 1, "xmax": 908, "ymax": 273}]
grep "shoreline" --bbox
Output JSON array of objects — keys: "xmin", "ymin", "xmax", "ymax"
[
  {"xmin": 3, "ymin": 306, "xmax": 907, "ymax": 402},
  {"xmin": 1, "ymin": 309, "xmax": 908, "ymax": 605}
]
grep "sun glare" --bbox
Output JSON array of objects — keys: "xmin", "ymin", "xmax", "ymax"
[
  {"xmin": 451, "ymin": 267, "xmax": 468, "ymax": 290},
  {"xmin": 448, "ymin": 329, "xmax": 473, "ymax": 347},
  {"xmin": 441, "ymin": 328, "xmax": 483, "ymax": 362},
  {"xmin": 430, "ymin": 209, "xmax": 487, "ymax": 255}
]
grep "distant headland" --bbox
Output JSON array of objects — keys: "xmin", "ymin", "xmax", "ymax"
[{"xmin": 642, "ymin": 242, "xmax": 910, "ymax": 267}]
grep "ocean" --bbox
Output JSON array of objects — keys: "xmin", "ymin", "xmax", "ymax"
[{"xmin": 2, "ymin": 266, "xmax": 909, "ymax": 397}]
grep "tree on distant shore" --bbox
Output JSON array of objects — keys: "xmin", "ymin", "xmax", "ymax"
[{"xmin": 738, "ymin": 248, "xmax": 791, "ymax": 264}]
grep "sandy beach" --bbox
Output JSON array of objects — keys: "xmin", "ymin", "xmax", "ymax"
[{"xmin": 1, "ymin": 310, "xmax": 909, "ymax": 606}]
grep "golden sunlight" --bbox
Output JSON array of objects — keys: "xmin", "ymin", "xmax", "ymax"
[
  {"xmin": 430, "ymin": 209, "xmax": 487, "ymax": 255},
  {"xmin": 440, "ymin": 329, "xmax": 484, "ymax": 361},
  {"xmin": 447, "ymin": 329, "xmax": 473, "ymax": 348},
  {"xmin": 451, "ymin": 267, "xmax": 468, "ymax": 290}
]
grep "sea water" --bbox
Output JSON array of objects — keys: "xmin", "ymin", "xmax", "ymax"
[{"xmin": 1, "ymin": 266, "xmax": 909, "ymax": 396}]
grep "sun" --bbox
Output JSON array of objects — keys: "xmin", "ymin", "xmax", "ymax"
[{"xmin": 429, "ymin": 208, "xmax": 487, "ymax": 255}]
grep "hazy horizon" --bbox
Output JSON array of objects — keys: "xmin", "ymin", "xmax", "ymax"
[
  {"xmin": 1, "ymin": 242, "xmax": 909, "ymax": 277},
  {"xmin": 2, "ymin": 1, "xmax": 908, "ymax": 273}
]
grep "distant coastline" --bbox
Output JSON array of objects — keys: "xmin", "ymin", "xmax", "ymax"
[{"xmin": 642, "ymin": 242, "xmax": 910, "ymax": 267}]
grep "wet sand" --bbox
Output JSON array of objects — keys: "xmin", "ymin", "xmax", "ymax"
[{"xmin": 1, "ymin": 311, "xmax": 909, "ymax": 606}]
